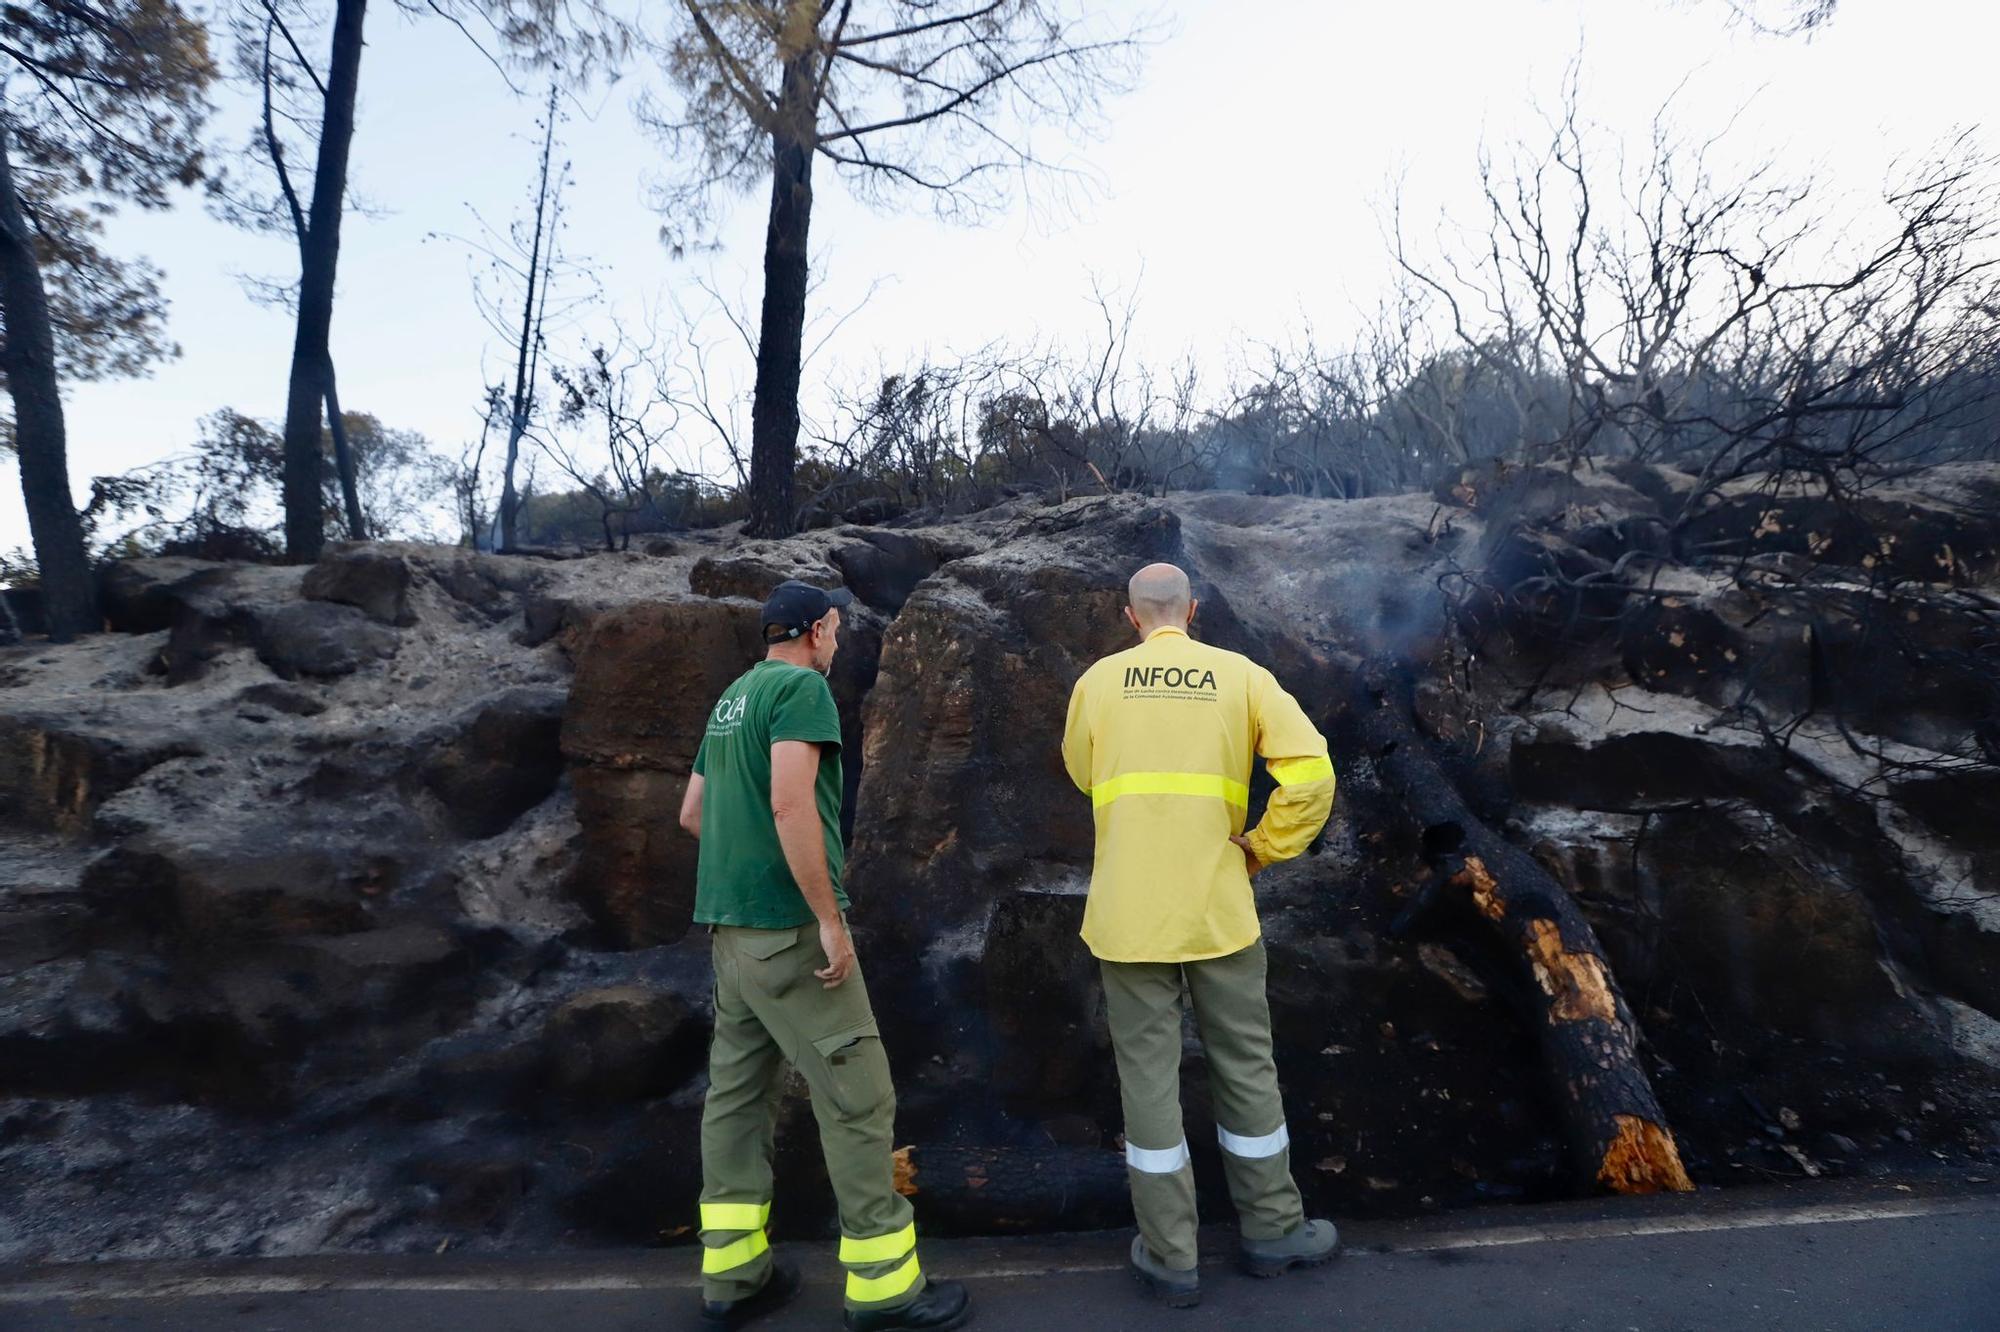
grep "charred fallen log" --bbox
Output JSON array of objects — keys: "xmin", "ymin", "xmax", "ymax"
[
  {"xmin": 1355, "ymin": 665, "xmax": 1694, "ymax": 1196},
  {"xmin": 892, "ymin": 1143, "xmax": 1131, "ymax": 1233}
]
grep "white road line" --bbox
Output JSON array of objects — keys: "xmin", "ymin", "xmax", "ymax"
[
  {"xmin": 2, "ymin": 1193, "xmax": 1993, "ymax": 1303},
  {"xmin": 1368, "ymin": 1196, "xmax": 2000, "ymax": 1253}
]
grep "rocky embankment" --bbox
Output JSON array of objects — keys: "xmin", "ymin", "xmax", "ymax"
[{"xmin": 1, "ymin": 461, "xmax": 1996, "ymax": 1261}]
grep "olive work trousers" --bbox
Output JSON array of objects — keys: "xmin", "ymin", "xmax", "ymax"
[
  {"xmin": 1101, "ymin": 938, "xmax": 1307, "ymax": 1270},
  {"xmin": 698, "ymin": 922, "xmax": 926, "ymax": 1312}
]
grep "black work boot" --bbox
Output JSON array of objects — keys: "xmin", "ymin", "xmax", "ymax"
[
  {"xmin": 842, "ymin": 1277, "xmax": 972, "ymax": 1331},
  {"xmin": 1127, "ymin": 1234, "xmax": 1200, "ymax": 1308},
  {"xmin": 700, "ymin": 1256, "xmax": 802, "ymax": 1329}
]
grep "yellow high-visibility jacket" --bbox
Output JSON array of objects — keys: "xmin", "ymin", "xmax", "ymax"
[{"xmin": 1061, "ymin": 625, "xmax": 1336, "ymax": 962}]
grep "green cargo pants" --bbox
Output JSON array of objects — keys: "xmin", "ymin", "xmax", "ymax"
[
  {"xmin": 698, "ymin": 922, "xmax": 926, "ymax": 1312},
  {"xmin": 1101, "ymin": 938, "xmax": 1306, "ymax": 1270}
]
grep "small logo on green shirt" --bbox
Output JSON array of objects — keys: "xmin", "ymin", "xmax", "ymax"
[{"xmin": 710, "ymin": 694, "xmax": 748, "ymax": 734}]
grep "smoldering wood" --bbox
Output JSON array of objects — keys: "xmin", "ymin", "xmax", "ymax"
[
  {"xmin": 1356, "ymin": 661, "xmax": 1694, "ymax": 1194},
  {"xmin": 892, "ymin": 1144, "xmax": 1131, "ymax": 1232}
]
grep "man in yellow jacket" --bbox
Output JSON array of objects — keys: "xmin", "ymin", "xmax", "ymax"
[{"xmin": 1062, "ymin": 562, "xmax": 1340, "ymax": 1307}]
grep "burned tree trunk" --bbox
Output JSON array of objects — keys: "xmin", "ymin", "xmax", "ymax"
[
  {"xmin": 1356, "ymin": 667, "xmax": 1694, "ymax": 1195},
  {"xmin": 0, "ymin": 124, "xmax": 98, "ymax": 641},
  {"xmin": 323, "ymin": 357, "xmax": 365, "ymax": 540},
  {"xmin": 279, "ymin": 0, "xmax": 366, "ymax": 563},
  {"xmin": 743, "ymin": 48, "xmax": 818, "ymax": 539},
  {"xmin": 496, "ymin": 83, "xmax": 564, "ymax": 554}
]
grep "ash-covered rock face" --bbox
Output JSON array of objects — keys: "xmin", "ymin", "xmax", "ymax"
[{"xmin": 1, "ymin": 474, "xmax": 1997, "ymax": 1261}]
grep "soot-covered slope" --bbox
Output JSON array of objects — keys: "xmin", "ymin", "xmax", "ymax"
[{"xmin": 1, "ymin": 464, "xmax": 1995, "ymax": 1260}]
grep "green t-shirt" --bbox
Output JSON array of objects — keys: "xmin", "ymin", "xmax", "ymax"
[{"xmin": 691, "ymin": 659, "xmax": 848, "ymax": 927}]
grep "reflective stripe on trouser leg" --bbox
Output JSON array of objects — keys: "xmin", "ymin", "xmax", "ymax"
[
  {"xmin": 698, "ymin": 1197, "xmax": 773, "ymax": 1289},
  {"xmin": 1216, "ymin": 1120, "xmax": 1299, "ymax": 1241},
  {"xmin": 716, "ymin": 923, "xmax": 923, "ymax": 1312},
  {"xmin": 1125, "ymin": 1143, "xmax": 1197, "ymax": 1272},
  {"xmin": 1217, "ymin": 1123, "xmax": 1288, "ymax": 1158},
  {"xmin": 841, "ymin": 1221, "xmax": 922, "ymax": 1305},
  {"xmin": 700, "ymin": 928, "xmax": 787, "ymax": 1303},
  {"xmin": 701, "ymin": 1201, "xmax": 773, "ymax": 1231},
  {"xmin": 701, "ymin": 1226, "xmax": 770, "ymax": 1276},
  {"xmin": 1125, "ymin": 1139, "xmax": 1191, "ymax": 1173},
  {"xmin": 1101, "ymin": 957, "xmax": 1201, "ymax": 1271},
  {"xmin": 840, "ymin": 1221, "xmax": 917, "ymax": 1265},
  {"xmin": 1185, "ymin": 941, "xmax": 1305, "ymax": 1241}
]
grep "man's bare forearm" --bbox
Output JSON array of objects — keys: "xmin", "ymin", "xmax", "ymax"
[
  {"xmin": 679, "ymin": 774, "xmax": 705, "ymax": 838},
  {"xmin": 774, "ymin": 805, "xmax": 842, "ymax": 925}
]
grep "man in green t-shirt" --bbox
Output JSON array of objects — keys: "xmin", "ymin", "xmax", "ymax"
[{"xmin": 679, "ymin": 580, "xmax": 970, "ymax": 1332}]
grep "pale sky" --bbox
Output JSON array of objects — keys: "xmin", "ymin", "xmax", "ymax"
[{"xmin": 3, "ymin": 0, "xmax": 1995, "ymax": 552}]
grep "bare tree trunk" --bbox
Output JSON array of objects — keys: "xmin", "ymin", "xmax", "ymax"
[
  {"xmin": 498, "ymin": 409, "xmax": 525, "ymax": 552},
  {"xmin": 745, "ymin": 48, "xmax": 818, "ymax": 538},
  {"xmin": 280, "ymin": 0, "xmax": 366, "ymax": 563},
  {"xmin": 1356, "ymin": 663, "xmax": 1695, "ymax": 1195},
  {"xmin": 0, "ymin": 122, "xmax": 97, "ymax": 641},
  {"xmin": 498, "ymin": 83, "xmax": 562, "ymax": 553},
  {"xmin": 323, "ymin": 357, "xmax": 365, "ymax": 539}
]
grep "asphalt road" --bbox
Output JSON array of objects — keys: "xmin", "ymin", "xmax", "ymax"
[{"xmin": 5, "ymin": 1181, "xmax": 1997, "ymax": 1331}]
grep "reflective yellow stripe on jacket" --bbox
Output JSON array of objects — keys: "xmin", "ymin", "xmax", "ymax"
[
  {"xmin": 1091, "ymin": 771, "xmax": 1250, "ymax": 809},
  {"xmin": 1249, "ymin": 752, "xmax": 1337, "ymax": 866},
  {"xmin": 1268, "ymin": 755, "xmax": 1335, "ymax": 786},
  {"xmin": 1062, "ymin": 625, "xmax": 1335, "ymax": 963}
]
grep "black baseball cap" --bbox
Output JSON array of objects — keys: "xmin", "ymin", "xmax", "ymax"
[{"xmin": 760, "ymin": 579, "xmax": 853, "ymax": 640}]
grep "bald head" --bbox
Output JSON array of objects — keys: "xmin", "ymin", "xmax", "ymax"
[{"xmin": 1127, "ymin": 562, "xmax": 1194, "ymax": 633}]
